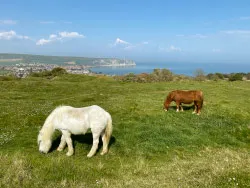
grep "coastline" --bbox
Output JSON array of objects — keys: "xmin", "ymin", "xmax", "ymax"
[
  {"xmin": 90, "ymin": 62, "xmax": 250, "ymax": 76},
  {"xmin": 89, "ymin": 63, "xmax": 136, "ymax": 67}
]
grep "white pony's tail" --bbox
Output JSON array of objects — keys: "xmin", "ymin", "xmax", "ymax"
[{"xmin": 104, "ymin": 114, "xmax": 113, "ymax": 148}]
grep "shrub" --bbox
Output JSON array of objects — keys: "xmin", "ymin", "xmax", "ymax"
[
  {"xmin": 215, "ymin": 72, "xmax": 224, "ymax": 79},
  {"xmin": 173, "ymin": 74, "xmax": 192, "ymax": 81},
  {"xmin": 135, "ymin": 73, "xmax": 151, "ymax": 83},
  {"xmin": 29, "ymin": 67, "xmax": 67, "ymax": 78},
  {"xmin": 245, "ymin": 73, "xmax": 250, "ymax": 80},
  {"xmin": 152, "ymin": 68, "xmax": 173, "ymax": 82},
  {"xmin": 121, "ymin": 73, "xmax": 137, "ymax": 82},
  {"xmin": 193, "ymin": 69, "xmax": 206, "ymax": 81},
  {"xmin": 30, "ymin": 71, "xmax": 52, "ymax": 78},
  {"xmin": 229, "ymin": 73, "xmax": 243, "ymax": 81},
  {"xmin": 51, "ymin": 67, "xmax": 67, "ymax": 76},
  {"xmin": 207, "ymin": 73, "xmax": 220, "ymax": 81}
]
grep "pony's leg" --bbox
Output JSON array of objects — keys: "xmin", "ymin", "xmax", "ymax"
[
  {"xmin": 62, "ymin": 130, "xmax": 74, "ymax": 156},
  {"xmin": 192, "ymin": 102, "xmax": 197, "ymax": 114},
  {"xmin": 176, "ymin": 102, "xmax": 180, "ymax": 112},
  {"xmin": 197, "ymin": 103, "xmax": 201, "ymax": 115},
  {"xmin": 57, "ymin": 134, "xmax": 66, "ymax": 151},
  {"xmin": 180, "ymin": 104, "xmax": 184, "ymax": 112},
  {"xmin": 87, "ymin": 132, "xmax": 100, "ymax": 158}
]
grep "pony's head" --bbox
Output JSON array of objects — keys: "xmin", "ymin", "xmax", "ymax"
[
  {"xmin": 37, "ymin": 131, "xmax": 52, "ymax": 154},
  {"xmin": 163, "ymin": 92, "xmax": 173, "ymax": 111}
]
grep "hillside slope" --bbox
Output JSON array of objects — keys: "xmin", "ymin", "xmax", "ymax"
[
  {"xmin": 0, "ymin": 75, "xmax": 249, "ymax": 187},
  {"xmin": 0, "ymin": 53, "xmax": 136, "ymax": 66}
]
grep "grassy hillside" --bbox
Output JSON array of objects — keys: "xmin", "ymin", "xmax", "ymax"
[{"xmin": 0, "ymin": 75, "xmax": 249, "ymax": 187}]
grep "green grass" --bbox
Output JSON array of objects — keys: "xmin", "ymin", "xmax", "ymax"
[{"xmin": 0, "ymin": 75, "xmax": 250, "ymax": 188}]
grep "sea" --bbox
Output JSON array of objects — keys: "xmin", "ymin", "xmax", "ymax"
[{"xmin": 90, "ymin": 62, "xmax": 250, "ymax": 76}]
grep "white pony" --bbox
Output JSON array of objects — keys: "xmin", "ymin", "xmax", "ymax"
[{"xmin": 38, "ymin": 105, "xmax": 112, "ymax": 157}]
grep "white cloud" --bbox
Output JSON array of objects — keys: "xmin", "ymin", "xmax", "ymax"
[
  {"xmin": 49, "ymin": 34, "xmax": 57, "ymax": 39},
  {"xmin": 223, "ymin": 30, "xmax": 250, "ymax": 35},
  {"xmin": 176, "ymin": 34, "xmax": 208, "ymax": 38},
  {"xmin": 191, "ymin": 34, "xmax": 208, "ymax": 38},
  {"xmin": 169, "ymin": 45, "xmax": 182, "ymax": 51},
  {"xmin": 36, "ymin": 31, "xmax": 85, "ymax": 45},
  {"xmin": 19, "ymin": 35, "xmax": 30, "ymax": 40},
  {"xmin": 114, "ymin": 38, "xmax": 130, "ymax": 46},
  {"xmin": 159, "ymin": 45, "xmax": 182, "ymax": 52},
  {"xmin": 124, "ymin": 45, "xmax": 136, "ymax": 50},
  {"xmin": 36, "ymin": 39, "xmax": 52, "ymax": 45},
  {"xmin": 0, "ymin": 20, "xmax": 17, "ymax": 25},
  {"xmin": 0, "ymin": 30, "xmax": 29, "ymax": 40},
  {"xmin": 0, "ymin": 30, "xmax": 16, "ymax": 40},
  {"xmin": 111, "ymin": 38, "xmax": 149, "ymax": 50},
  {"xmin": 40, "ymin": 21, "xmax": 55, "ymax": 24},
  {"xmin": 59, "ymin": 31, "xmax": 84, "ymax": 38}
]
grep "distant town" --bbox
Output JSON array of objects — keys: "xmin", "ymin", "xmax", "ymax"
[{"xmin": 1, "ymin": 63, "xmax": 92, "ymax": 78}]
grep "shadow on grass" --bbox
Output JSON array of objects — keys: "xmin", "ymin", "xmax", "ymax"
[
  {"xmin": 167, "ymin": 105, "xmax": 194, "ymax": 111},
  {"xmin": 50, "ymin": 133, "xmax": 116, "ymax": 154}
]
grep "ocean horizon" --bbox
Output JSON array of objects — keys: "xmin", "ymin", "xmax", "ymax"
[{"xmin": 90, "ymin": 62, "xmax": 250, "ymax": 76}]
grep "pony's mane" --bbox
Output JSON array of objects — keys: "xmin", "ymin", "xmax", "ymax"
[{"xmin": 166, "ymin": 92, "xmax": 173, "ymax": 101}]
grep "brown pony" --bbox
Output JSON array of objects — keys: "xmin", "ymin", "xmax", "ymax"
[{"xmin": 164, "ymin": 90, "xmax": 203, "ymax": 115}]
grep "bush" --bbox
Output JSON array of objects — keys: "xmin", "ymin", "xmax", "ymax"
[
  {"xmin": 114, "ymin": 69, "xmax": 174, "ymax": 83},
  {"xmin": 207, "ymin": 73, "xmax": 221, "ymax": 81},
  {"xmin": 215, "ymin": 72, "xmax": 224, "ymax": 79},
  {"xmin": 51, "ymin": 67, "xmax": 67, "ymax": 76},
  {"xmin": 152, "ymin": 69, "xmax": 173, "ymax": 82},
  {"xmin": 245, "ymin": 73, "xmax": 250, "ymax": 80},
  {"xmin": 207, "ymin": 72, "xmax": 225, "ymax": 81},
  {"xmin": 229, "ymin": 73, "xmax": 243, "ymax": 81},
  {"xmin": 30, "ymin": 71, "xmax": 52, "ymax": 78},
  {"xmin": 29, "ymin": 67, "xmax": 67, "ymax": 78},
  {"xmin": 193, "ymin": 69, "xmax": 206, "ymax": 81}
]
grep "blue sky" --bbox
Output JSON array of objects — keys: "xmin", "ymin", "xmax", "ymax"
[{"xmin": 1, "ymin": 0, "xmax": 250, "ymax": 64}]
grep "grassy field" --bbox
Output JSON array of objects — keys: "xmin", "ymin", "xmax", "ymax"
[{"xmin": 0, "ymin": 74, "xmax": 249, "ymax": 188}]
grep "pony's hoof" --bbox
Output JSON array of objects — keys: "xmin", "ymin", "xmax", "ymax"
[
  {"xmin": 57, "ymin": 147, "xmax": 63, "ymax": 152},
  {"xmin": 66, "ymin": 152, "xmax": 73, "ymax": 156},
  {"xmin": 100, "ymin": 150, "xmax": 108, "ymax": 155},
  {"xmin": 87, "ymin": 154, "xmax": 93, "ymax": 158}
]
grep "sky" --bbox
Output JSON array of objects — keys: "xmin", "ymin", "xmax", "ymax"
[{"xmin": 1, "ymin": 0, "xmax": 250, "ymax": 64}]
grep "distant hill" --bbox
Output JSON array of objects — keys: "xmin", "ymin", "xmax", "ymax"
[{"xmin": 0, "ymin": 53, "xmax": 136, "ymax": 66}]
